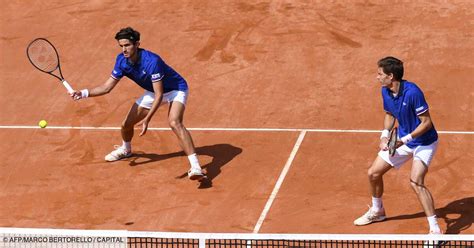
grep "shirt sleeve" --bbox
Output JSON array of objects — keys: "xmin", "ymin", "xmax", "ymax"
[
  {"xmin": 150, "ymin": 57, "xmax": 165, "ymax": 83},
  {"xmin": 409, "ymin": 87, "xmax": 429, "ymax": 115},
  {"xmin": 111, "ymin": 55, "xmax": 124, "ymax": 80}
]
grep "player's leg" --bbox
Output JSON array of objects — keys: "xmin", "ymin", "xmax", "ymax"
[
  {"xmin": 409, "ymin": 141, "xmax": 441, "ymax": 234},
  {"xmin": 354, "ymin": 156, "xmax": 391, "ymax": 225},
  {"xmin": 105, "ymin": 92, "xmax": 152, "ymax": 161},
  {"xmin": 105, "ymin": 103, "xmax": 149, "ymax": 161},
  {"xmin": 368, "ymin": 156, "xmax": 392, "ymax": 199},
  {"xmin": 121, "ymin": 103, "xmax": 149, "ymax": 146},
  {"xmin": 410, "ymin": 160, "xmax": 436, "ymax": 219},
  {"xmin": 354, "ymin": 145, "xmax": 413, "ymax": 226},
  {"xmin": 168, "ymin": 101, "xmax": 195, "ymax": 155},
  {"xmin": 166, "ymin": 91, "xmax": 204, "ymax": 180}
]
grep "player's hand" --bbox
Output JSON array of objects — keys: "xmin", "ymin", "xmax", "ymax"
[
  {"xmin": 70, "ymin": 90, "xmax": 83, "ymax": 101},
  {"xmin": 70, "ymin": 89, "xmax": 89, "ymax": 101},
  {"xmin": 138, "ymin": 119, "xmax": 149, "ymax": 136},
  {"xmin": 395, "ymin": 140, "xmax": 404, "ymax": 149},
  {"xmin": 379, "ymin": 137, "xmax": 389, "ymax": 151}
]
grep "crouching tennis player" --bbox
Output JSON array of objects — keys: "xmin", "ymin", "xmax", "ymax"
[{"xmin": 70, "ymin": 27, "xmax": 205, "ymax": 181}]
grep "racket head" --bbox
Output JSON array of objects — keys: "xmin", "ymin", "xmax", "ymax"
[
  {"xmin": 388, "ymin": 127, "xmax": 398, "ymax": 157},
  {"xmin": 26, "ymin": 38, "xmax": 61, "ymax": 75}
]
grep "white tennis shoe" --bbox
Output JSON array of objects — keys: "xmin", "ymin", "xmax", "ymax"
[
  {"xmin": 188, "ymin": 167, "xmax": 205, "ymax": 180},
  {"xmin": 105, "ymin": 145, "xmax": 132, "ymax": 162},
  {"xmin": 354, "ymin": 206, "xmax": 386, "ymax": 226}
]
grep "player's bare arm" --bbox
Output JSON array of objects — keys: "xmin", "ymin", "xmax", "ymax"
[
  {"xmin": 408, "ymin": 111, "xmax": 433, "ymax": 139},
  {"xmin": 392, "ymin": 111, "xmax": 433, "ymax": 147},
  {"xmin": 138, "ymin": 81, "xmax": 164, "ymax": 136},
  {"xmin": 379, "ymin": 112, "xmax": 395, "ymax": 150},
  {"xmin": 71, "ymin": 77, "xmax": 119, "ymax": 100}
]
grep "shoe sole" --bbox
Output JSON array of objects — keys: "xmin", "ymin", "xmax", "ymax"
[
  {"xmin": 189, "ymin": 174, "xmax": 206, "ymax": 181},
  {"xmin": 354, "ymin": 216, "xmax": 386, "ymax": 226}
]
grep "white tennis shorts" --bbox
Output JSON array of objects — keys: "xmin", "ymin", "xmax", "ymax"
[
  {"xmin": 378, "ymin": 140, "xmax": 439, "ymax": 168},
  {"xmin": 135, "ymin": 90, "xmax": 188, "ymax": 109}
]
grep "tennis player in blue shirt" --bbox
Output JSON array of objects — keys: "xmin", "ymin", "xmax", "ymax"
[
  {"xmin": 70, "ymin": 27, "xmax": 205, "ymax": 181},
  {"xmin": 354, "ymin": 57, "xmax": 442, "ymax": 234}
]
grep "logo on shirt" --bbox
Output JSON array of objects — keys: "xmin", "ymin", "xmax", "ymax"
[
  {"xmin": 142, "ymin": 70, "xmax": 147, "ymax": 75},
  {"xmin": 151, "ymin": 73, "xmax": 162, "ymax": 80},
  {"xmin": 113, "ymin": 70, "xmax": 118, "ymax": 74},
  {"xmin": 416, "ymin": 106, "xmax": 425, "ymax": 112},
  {"xmin": 403, "ymin": 102, "xmax": 407, "ymax": 106}
]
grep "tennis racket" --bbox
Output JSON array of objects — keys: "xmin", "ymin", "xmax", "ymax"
[
  {"xmin": 388, "ymin": 127, "xmax": 398, "ymax": 157},
  {"xmin": 26, "ymin": 38, "xmax": 74, "ymax": 94}
]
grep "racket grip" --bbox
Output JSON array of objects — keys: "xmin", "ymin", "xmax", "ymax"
[{"xmin": 62, "ymin": 80, "xmax": 74, "ymax": 94}]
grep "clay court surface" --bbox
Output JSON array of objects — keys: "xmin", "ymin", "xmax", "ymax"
[{"xmin": 0, "ymin": 1, "xmax": 472, "ymax": 235}]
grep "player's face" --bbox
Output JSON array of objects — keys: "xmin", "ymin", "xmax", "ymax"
[
  {"xmin": 377, "ymin": 67, "xmax": 393, "ymax": 87},
  {"xmin": 118, "ymin": 39, "xmax": 139, "ymax": 58}
]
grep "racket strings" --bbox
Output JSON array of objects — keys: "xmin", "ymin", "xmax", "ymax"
[
  {"xmin": 27, "ymin": 39, "xmax": 59, "ymax": 72},
  {"xmin": 388, "ymin": 128, "xmax": 397, "ymax": 156}
]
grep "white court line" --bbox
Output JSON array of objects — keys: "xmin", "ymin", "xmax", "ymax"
[
  {"xmin": 0, "ymin": 125, "xmax": 473, "ymax": 134},
  {"xmin": 253, "ymin": 130, "xmax": 307, "ymax": 233}
]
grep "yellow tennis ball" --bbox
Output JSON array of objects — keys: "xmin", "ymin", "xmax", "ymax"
[{"xmin": 39, "ymin": 120, "xmax": 48, "ymax": 128}]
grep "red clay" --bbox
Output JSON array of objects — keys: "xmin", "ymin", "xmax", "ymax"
[{"xmin": 0, "ymin": 1, "xmax": 472, "ymax": 235}]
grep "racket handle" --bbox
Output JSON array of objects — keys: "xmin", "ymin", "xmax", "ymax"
[{"xmin": 62, "ymin": 80, "xmax": 74, "ymax": 94}]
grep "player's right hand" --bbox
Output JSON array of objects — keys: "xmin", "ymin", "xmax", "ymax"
[
  {"xmin": 379, "ymin": 137, "xmax": 389, "ymax": 151},
  {"xmin": 70, "ymin": 90, "xmax": 83, "ymax": 101}
]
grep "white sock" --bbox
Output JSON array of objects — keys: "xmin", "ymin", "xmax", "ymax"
[
  {"xmin": 187, "ymin": 153, "xmax": 201, "ymax": 169},
  {"xmin": 427, "ymin": 215, "xmax": 441, "ymax": 233},
  {"xmin": 372, "ymin": 197, "xmax": 383, "ymax": 212},
  {"xmin": 122, "ymin": 141, "xmax": 131, "ymax": 152}
]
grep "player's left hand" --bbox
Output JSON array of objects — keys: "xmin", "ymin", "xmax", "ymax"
[
  {"xmin": 395, "ymin": 140, "xmax": 404, "ymax": 149},
  {"xmin": 138, "ymin": 119, "xmax": 149, "ymax": 136}
]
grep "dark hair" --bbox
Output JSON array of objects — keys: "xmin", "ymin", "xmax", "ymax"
[
  {"xmin": 377, "ymin": 56, "xmax": 404, "ymax": 81},
  {"xmin": 115, "ymin": 27, "xmax": 140, "ymax": 43}
]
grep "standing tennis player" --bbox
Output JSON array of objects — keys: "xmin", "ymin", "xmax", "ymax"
[
  {"xmin": 354, "ymin": 57, "xmax": 442, "ymax": 234},
  {"xmin": 70, "ymin": 27, "xmax": 205, "ymax": 180}
]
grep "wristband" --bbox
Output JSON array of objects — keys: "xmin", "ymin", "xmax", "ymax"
[
  {"xmin": 400, "ymin": 134, "xmax": 413, "ymax": 144},
  {"xmin": 380, "ymin": 129, "xmax": 390, "ymax": 139},
  {"xmin": 80, "ymin": 89, "xmax": 89, "ymax": 98}
]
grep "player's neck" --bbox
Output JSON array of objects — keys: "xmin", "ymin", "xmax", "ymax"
[
  {"xmin": 389, "ymin": 80, "xmax": 401, "ymax": 96},
  {"xmin": 129, "ymin": 54, "xmax": 139, "ymax": 64},
  {"xmin": 128, "ymin": 49, "xmax": 140, "ymax": 65}
]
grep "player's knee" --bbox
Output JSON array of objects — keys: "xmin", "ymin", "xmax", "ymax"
[
  {"xmin": 168, "ymin": 119, "xmax": 183, "ymax": 130},
  {"xmin": 367, "ymin": 168, "xmax": 382, "ymax": 181},
  {"xmin": 121, "ymin": 120, "xmax": 133, "ymax": 129},
  {"xmin": 122, "ymin": 116, "xmax": 141, "ymax": 129},
  {"xmin": 409, "ymin": 179, "xmax": 425, "ymax": 193}
]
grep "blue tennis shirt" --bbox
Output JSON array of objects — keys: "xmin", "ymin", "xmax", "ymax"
[
  {"xmin": 382, "ymin": 80, "xmax": 438, "ymax": 148},
  {"xmin": 111, "ymin": 48, "xmax": 188, "ymax": 93}
]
